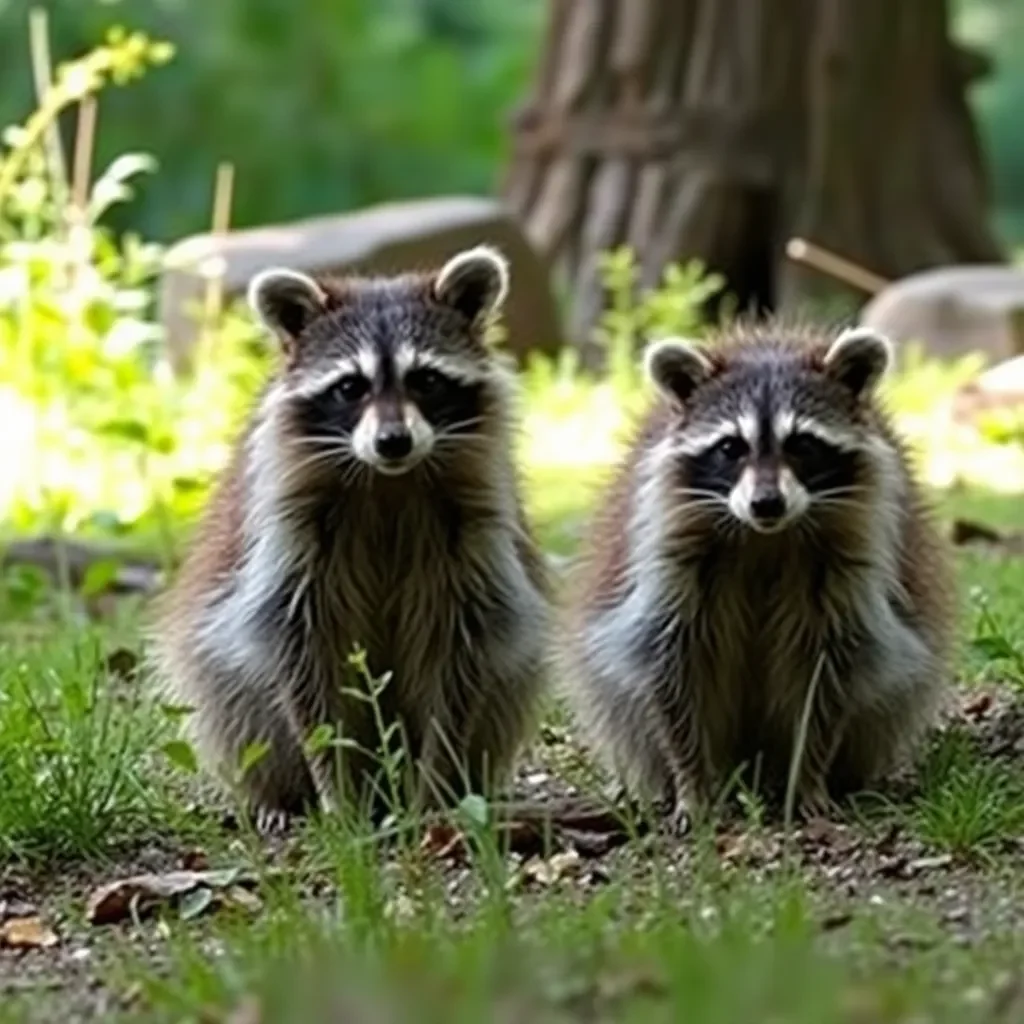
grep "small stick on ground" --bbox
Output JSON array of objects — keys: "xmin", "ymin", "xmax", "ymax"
[{"xmin": 785, "ymin": 238, "xmax": 890, "ymax": 296}]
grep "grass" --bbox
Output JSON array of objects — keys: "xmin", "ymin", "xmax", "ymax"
[{"xmin": 2, "ymin": 385, "xmax": 1024, "ymax": 1021}]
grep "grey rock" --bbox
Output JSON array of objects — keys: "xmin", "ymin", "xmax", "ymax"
[
  {"xmin": 159, "ymin": 196, "xmax": 565, "ymax": 370},
  {"xmin": 859, "ymin": 265, "xmax": 1024, "ymax": 363}
]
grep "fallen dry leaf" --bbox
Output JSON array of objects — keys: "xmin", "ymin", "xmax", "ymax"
[
  {"xmin": 419, "ymin": 822, "xmax": 466, "ymax": 862},
  {"xmin": 522, "ymin": 848, "xmax": 582, "ymax": 886},
  {"xmin": 87, "ymin": 868, "xmax": 257, "ymax": 926},
  {"xmin": 0, "ymin": 916, "xmax": 59, "ymax": 949},
  {"xmin": 962, "ymin": 692, "xmax": 995, "ymax": 719},
  {"xmin": 718, "ymin": 831, "xmax": 779, "ymax": 866}
]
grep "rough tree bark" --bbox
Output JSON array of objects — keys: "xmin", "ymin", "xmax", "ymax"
[{"xmin": 503, "ymin": 0, "xmax": 1004, "ymax": 360}]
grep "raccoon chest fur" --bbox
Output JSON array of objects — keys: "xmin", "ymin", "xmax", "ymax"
[
  {"xmin": 269, "ymin": 507, "xmax": 515, "ymax": 695},
  {"xmin": 665, "ymin": 540, "xmax": 890, "ymax": 781}
]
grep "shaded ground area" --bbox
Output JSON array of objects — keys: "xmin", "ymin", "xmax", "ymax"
[
  {"xmin": 2, "ymin": 681, "xmax": 1023, "ymax": 1023},
  {"xmin": 1, "ymin": 488, "xmax": 1023, "ymax": 1022}
]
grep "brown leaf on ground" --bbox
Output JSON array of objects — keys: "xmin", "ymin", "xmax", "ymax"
[
  {"xmin": 962, "ymin": 691, "xmax": 995, "ymax": 719},
  {"xmin": 86, "ymin": 868, "xmax": 257, "ymax": 926},
  {"xmin": 419, "ymin": 823, "xmax": 467, "ymax": 862},
  {"xmin": 417, "ymin": 798, "xmax": 639, "ymax": 865},
  {"xmin": 718, "ymin": 831, "xmax": 780, "ymax": 867},
  {"xmin": 0, "ymin": 916, "xmax": 60, "ymax": 949}
]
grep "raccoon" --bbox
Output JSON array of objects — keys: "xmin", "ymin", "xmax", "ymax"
[
  {"xmin": 149, "ymin": 246, "xmax": 552, "ymax": 830},
  {"xmin": 560, "ymin": 320, "xmax": 956, "ymax": 831}
]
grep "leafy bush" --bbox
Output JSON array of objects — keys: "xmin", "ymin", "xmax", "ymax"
[{"xmin": 0, "ymin": 30, "xmax": 272, "ymax": 558}]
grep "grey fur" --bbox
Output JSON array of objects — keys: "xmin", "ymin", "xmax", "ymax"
[
  {"xmin": 561, "ymin": 323, "xmax": 956, "ymax": 829},
  {"xmin": 149, "ymin": 253, "xmax": 551, "ymax": 825}
]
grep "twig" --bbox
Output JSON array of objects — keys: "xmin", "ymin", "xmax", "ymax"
[
  {"xmin": 785, "ymin": 237, "xmax": 889, "ymax": 295},
  {"xmin": 71, "ymin": 94, "xmax": 98, "ymax": 214},
  {"xmin": 201, "ymin": 161, "xmax": 235, "ymax": 334},
  {"xmin": 782, "ymin": 649, "xmax": 828, "ymax": 835},
  {"xmin": 28, "ymin": 7, "xmax": 69, "ymax": 208}
]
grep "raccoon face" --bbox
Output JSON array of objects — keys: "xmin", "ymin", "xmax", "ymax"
[
  {"xmin": 248, "ymin": 246, "xmax": 508, "ymax": 477},
  {"xmin": 645, "ymin": 327, "xmax": 894, "ymax": 534}
]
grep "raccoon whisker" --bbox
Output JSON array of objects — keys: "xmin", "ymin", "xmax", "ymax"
[
  {"xmin": 809, "ymin": 485, "xmax": 871, "ymax": 500},
  {"xmin": 809, "ymin": 497, "xmax": 870, "ymax": 511},
  {"xmin": 672, "ymin": 500, "xmax": 731, "ymax": 514},
  {"xmin": 279, "ymin": 448, "xmax": 357, "ymax": 479},
  {"xmin": 431, "ymin": 436, "xmax": 491, "ymax": 449},
  {"xmin": 289, "ymin": 434, "xmax": 351, "ymax": 446},
  {"xmin": 670, "ymin": 487, "xmax": 732, "ymax": 503},
  {"xmin": 669, "ymin": 495, "xmax": 732, "ymax": 512},
  {"xmin": 437, "ymin": 416, "xmax": 485, "ymax": 434}
]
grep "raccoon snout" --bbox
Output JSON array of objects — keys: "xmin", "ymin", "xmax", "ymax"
[
  {"xmin": 375, "ymin": 425, "xmax": 414, "ymax": 461},
  {"xmin": 730, "ymin": 465, "xmax": 803, "ymax": 533},
  {"xmin": 750, "ymin": 487, "xmax": 786, "ymax": 525}
]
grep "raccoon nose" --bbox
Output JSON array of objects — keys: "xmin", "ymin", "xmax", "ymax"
[
  {"xmin": 375, "ymin": 426, "xmax": 413, "ymax": 461},
  {"xmin": 750, "ymin": 489, "xmax": 786, "ymax": 523}
]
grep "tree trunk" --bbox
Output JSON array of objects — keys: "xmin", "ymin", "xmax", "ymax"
[
  {"xmin": 780, "ymin": 0, "xmax": 1004, "ymax": 312},
  {"xmin": 503, "ymin": 0, "xmax": 1005, "ymax": 359}
]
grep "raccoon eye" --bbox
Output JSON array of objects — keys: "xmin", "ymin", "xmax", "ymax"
[
  {"xmin": 332, "ymin": 374, "xmax": 370, "ymax": 403},
  {"xmin": 784, "ymin": 432, "xmax": 829, "ymax": 463},
  {"xmin": 713, "ymin": 435, "xmax": 749, "ymax": 461},
  {"xmin": 405, "ymin": 367, "xmax": 446, "ymax": 396}
]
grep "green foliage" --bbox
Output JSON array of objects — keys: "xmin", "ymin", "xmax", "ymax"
[
  {"xmin": 0, "ymin": 30, "xmax": 274, "ymax": 553},
  {"xmin": 967, "ymin": 587, "xmax": 1024, "ymax": 688},
  {"xmin": 0, "ymin": 630, "xmax": 171, "ymax": 863},
  {"xmin": 594, "ymin": 245, "xmax": 725, "ymax": 395},
  {"xmin": 0, "ymin": 1, "xmax": 545, "ymax": 241},
  {"xmin": 911, "ymin": 726, "xmax": 1024, "ymax": 856}
]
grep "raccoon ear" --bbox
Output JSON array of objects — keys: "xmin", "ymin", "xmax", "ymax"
[
  {"xmin": 644, "ymin": 337, "xmax": 714, "ymax": 404},
  {"xmin": 247, "ymin": 268, "xmax": 328, "ymax": 344},
  {"xmin": 823, "ymin": 327, "xmax": 894, "ymax": 396},
  {"xmin": 433, "ymin": 245, "xmax": 509, "ymax": 323}
]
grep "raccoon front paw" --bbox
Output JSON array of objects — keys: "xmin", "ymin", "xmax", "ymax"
[
  {"xmin": 253, "ymin": 806, "xmax": 291, "ymax": 835},
  {"xmin": 659, "ymin": 781, "xmax": 703, "ymax": 838},
  {"xmin": 795, "ymin": 784, "xmax": 836, "ymax": 822},
  {"xmin": 667, "ymin": 797, "xmax": 694, "ymax": 838}
]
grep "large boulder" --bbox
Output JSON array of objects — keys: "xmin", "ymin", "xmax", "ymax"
[
  {"xmin": 159, "ymin": 196, "xmax": 565, "ymax": 371},
  {"xmin": 859, "ymin": 265, "xmax": 1024, "ymax": 363}
]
